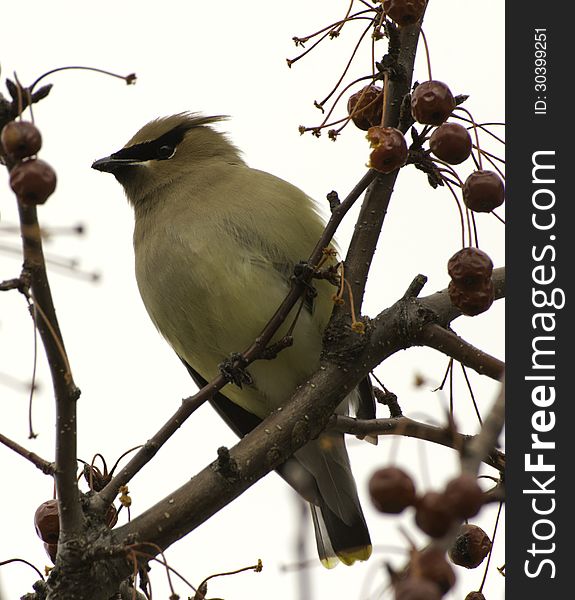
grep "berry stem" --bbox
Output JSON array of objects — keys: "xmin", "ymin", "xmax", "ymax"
[
  {"xmin": 478, "ymin": 501, "xmax": 503, "ymax": 593},
  {"xmin": 301, "ymin": 74, "xmax": 375, "ymax": 133},
  {"xmin": 435, "ymin": 163, "xmax": 464, "ymax": 187},
  {"xmin": 491, "ymin": 210, "xmax": 505, "ymax": 225},
  {"xmin": 287, "ymin": 28, "xmax": 337, "ymax": 68},
  {"xmin": 474, "ymin": 147, "xmax": 505, "ymax": 179},
  {"xmin": 460, "ymin": 363, "xmax": 483, "ymax": 425},
  {"xmin": 290, "ymin": 8, "xmax": 373, "ymax": 47},
  {"xmin": 475, "ymin": 147, "xmax": 505, "ymax": 165},
  {"xmin": 453, "ymin": 107, "xmax": 483, "ymax": 168},
  {"xmin": 333, "ymin": 0, "xmax": 357, "ymax": 36},
  {"xmin": 0, "ymin": 558, "xmax": 45, "ymax": 581},
  {"xmin": 315, "ymin": 20, "xmax": 374, "ymax": 109},
  {"xmin": 471, "ymin": 211, "xmax": 479, "ymax": 247},
  {"xmin": 12, "ymin": 72, "xmax": 25, "ymax": 119},
  {"xmin": 448, "ymin": 357, "xmax": 454, "ymax": 415},
  {"xmin": 344, "ymin": 278, "xmax": 364, "ymax": 333},
  {"xmin": 29, "ymin": 66, "xmax": 136, "ymax": 94},
  {"xmin": 441, "ymin": 178, "xmax": 467, "ymax": 248},
  {"xmin": 371, "ymin": 9, "xmax": 387, "ymax": 80},
  {"xmin": 380, "ymin": 71, "xmax": 390, "ymax": 126},
  {"xmin": 452, "ymin": 114, "xmax": 506, "ymax": 145},
  {"xmin": 334, "ymin": 262, "xmax": 346, "ymax": 302},
  {"xmin": 419, "ymin": 28, "xmax": 433, "ymax": 80},
  {"xmin": 28, "ymin": 300, "xmax": 39, "ymax": 438}
]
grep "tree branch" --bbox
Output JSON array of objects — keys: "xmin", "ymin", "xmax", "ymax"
[
  {"xmin": 0, "ymin": 431, "xmax": 54, "ymax": 474},
  {"xmin": 112, "ymin": 270, "xmax": 504, "ymax": 552},
  {"xmin": 420, "ymin": 324, "xmax": 504, "ymax": 380},
  {"xmin": 328, "ymin": 415, "xmax": 505, "ymax": 472},
  {"xmin": 16, "ymin": 201, "xmax": 83, "ymax": 537},
  {"xmin": 2, "ymin": 85, "xmax": 83, "ymax": 536},
  {"xmin": 461, "ymin": 378, "xmax": 505, "ymax": 475},
  {"xmin": 343, "ymin": 20, "xmax": 422, "ymax": 310}
]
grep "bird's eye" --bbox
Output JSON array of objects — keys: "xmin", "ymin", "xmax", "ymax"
[{"xmin": 157, "ymin": 144, "xmax": 175, "ymax": 160}]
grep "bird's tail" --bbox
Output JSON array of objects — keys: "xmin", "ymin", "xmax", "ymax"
[{"xmin": 295, "ymin": 432, "xmax": 372, "ymax": 567}]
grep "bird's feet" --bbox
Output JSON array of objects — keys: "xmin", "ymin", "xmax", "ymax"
[{"xmin": 218, "ymin": 353, "xmax": 253, "ymax": 388}]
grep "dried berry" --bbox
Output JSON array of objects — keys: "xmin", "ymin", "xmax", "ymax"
[
  {"xmin": 1, "ymin": 121, "xmax": 42, "ymax": 159},
  {"xmin": 83, "ymin": 463, "xmax": 112, "ymax": 491},
  {"xmin": 449, "ymin": 524, "xmax": 492, "ymax": 569},
  {"xmin": 429, "ymin": 122, "xmax": 472, "ymax": 164},
  {"xmin": 414, "ymin": 491, "xmax": 454, "ymax": 538},
  {"xmin": 448, "ymin": 278, "xmax": 495, "ymax": 316},
  {"xmin": 447, "ymin": 247, "xmax": 493, "ymax": 291},
  {"xmin": 367, "ymin": 126, "xmax": 408, "ymax": 173},
  {"xmin": 465, "ymin": 593, "xmax": 486, "ymax": 600},
  {"xmin": 9, "ymin": 158, "xmax": 57, "ymax": 205},
  {"xmin": 395, "ymin": 577, "xmax": 442, "ymax": 600},
  {"xmin": 411, "ymin": 81, "xmax": 456, "ymax": 125},
  {"xmin": 463, "ymin": 170, "xmax": 505, "ymax": 212},
  {"xmin": 369, "ymin": 467, "xmax": 416, "ymax": 513},
  {"xmin": 416, "ymin": 547, "xmax": 456, "ymax": 595},
  {"xmin": 383, "ymin": 0, "xmax": 426, "ymax": 27},
  {"xmin": 347, "ymin": 85, "xmax": 383, "ymax": 131},
  {"xmin": 44, "ymin": 542, "xmax": 58, "ymax": 564},
  {"xmin": 443, "ymin": 473, "xmax": 484, "ymax": 519},
  {"xmin": 34, "ymin": 499, "xmax": 59, "ymax": 544}
]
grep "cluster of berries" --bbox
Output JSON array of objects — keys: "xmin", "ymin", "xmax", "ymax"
[
  {"xmin": 369, "ymin": 467, "xmax": 492, "ymax": 598},
  {"xmin": 346, "ymin": 0, "xmax": 505, "ymax": 216},
  {"xmin": 349, "ymin": 76, "xmax": 505, "ymax": 213},
  {"xmin": 1, "ymin": 120, "xmax": 56, "ymax": 205}
]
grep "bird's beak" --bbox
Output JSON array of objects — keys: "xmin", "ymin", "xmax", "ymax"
[{"xmin": 91, "ymin": 155, "xmax": 139, "ymax": 174}]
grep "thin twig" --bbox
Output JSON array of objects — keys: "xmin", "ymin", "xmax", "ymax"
[
  {"xmin": 0, "ymin": 432, "xmax": 54, "ymax": 474},
  {"xmin": 329, "ymin": 415, "xmax": 504, "ymax": 471}
]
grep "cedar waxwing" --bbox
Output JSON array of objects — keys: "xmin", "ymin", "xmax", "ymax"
[{"xmin": 92, "ymin": 113, "xmax": 372, "ymax": 567}]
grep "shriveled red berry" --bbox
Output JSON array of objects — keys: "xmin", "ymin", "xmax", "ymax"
[
  {"xmin": 44, "ymin": 542, "xmax": 58, "ymax": 563},
  {"xmin": 383, "ymin": 0, "xmax": 426, "ymax": 27},
  {"xmin": 1, "ymin": 121, "xmax": 42, "ymax": 159},
  {"xmin": 444, "ymin": 473, "xmax": 484, "ymax": 519},
  {"xmin": 448, "ymin": 278, "xmax": 495, "ymax": 316},
  {"xmin": 83, "ymin": 463, "xmax": 111, "ymax": 491},
  {"xmin": 463, "ymin": 170, "xmax": 505, "ymax": 212},
  {"xmin": 447, "ymin": 247, "xmax": 493, "ymax": 290},
  {"xmin": 369, "ymin": 467, "xmax": 416, "ymax": 514},
  {"xmin": 367, "ymin": 126, "xmax": 408, "ymax": 173},
  {"xmin": 395, "ymin": 577, "xmax": 442, "ymax": 600},
  {"xmin": 411, "ymin": 81, "xmax": 456, "ymax": 125},
  {"xmin": 416, "ymin": 547, "xmax": 456, "ymax": 595},
  {"xmin": 9, "ymin": 158, "xmax": 57, "ymax": 205},
  {"xmin": 448, "ymin": 524, "xmax": 492, "ymax": 569},
  {"xmin": 429, "ymin": 122, "xmax": 472, "ymax": 164},
  {"xmin": 347, "ymin": 85, "xmax": 383, "ymax": 131},
  {"xmin": 465, "ymin": 593, "xmax": 486, "ymax": 600},
  {"xmin": 415, "ymin": 491, "xmax": 454, "ymax": 538},
  {"xmin": 34, "ymin": 499, "xmax": 60, "ymax": 544}
]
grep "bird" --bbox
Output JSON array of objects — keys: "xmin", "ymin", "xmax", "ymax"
[{"xmin": 92, "ymin": 112, "xmax": 373, "ymax": 567}]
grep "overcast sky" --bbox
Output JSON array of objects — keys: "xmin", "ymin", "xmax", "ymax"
[{"xmin": 1, "ymin": 2, "xmax": 504, "ymax": 598}]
